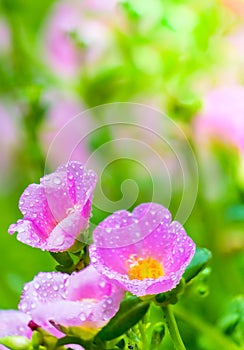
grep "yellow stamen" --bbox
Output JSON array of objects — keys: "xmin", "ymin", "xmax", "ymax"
[{"xmin": 127, "ymin": 255, "xmax": 164, "ymax": 280}]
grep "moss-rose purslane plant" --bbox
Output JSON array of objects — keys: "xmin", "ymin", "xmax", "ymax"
[{"xmin": 1, "ymin": 161, "xmax": 219, "ymax": 350}]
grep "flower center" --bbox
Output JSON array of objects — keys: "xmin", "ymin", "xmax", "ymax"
[{"xmin": 127, "ymin": 255, "xmax": 164, "ymax": 280}]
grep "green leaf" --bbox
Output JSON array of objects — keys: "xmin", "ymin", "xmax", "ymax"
[
  {"xmin": 49, "ymin": 252, "xmax": 73, "ymax": 268},
  {"xmin": 183, "ymin": 247, "xmax": 212, "ymax": 283},
  {"xmin": 96, "ymin": 296, "xmax": 150, "ymax": 341},
  {"xmin": 218, "ymin": 295, "xmax": 244, "ymax": 347}
]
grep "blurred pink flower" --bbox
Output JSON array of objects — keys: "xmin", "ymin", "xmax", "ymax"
[
  {"xmin": 8, "ymin": 161, "xmax": 97, "ymax": 252},
  {"xmin": 0, "ymin": 102, "xmax": 19, "ymax": 190},
  {"xmin": 19, "ymin": 266, "xmax": 124, "ymax": 339},
  {"xmin": 0, "ymin": 310, "xmax": 31, "ymax": 349},
  {"xmin": 40, "ymin": 91, "xmax": 91, "ymax": 168},
  {"xmin": 89, "ymin": 203, "xmax": 195, "ymax": 297},
  {"xmin": 41, "ymin": 0, "xmax": 118, "ymax": 78},
  {"xmin": 194, "ymin": 86, "xmax": 244, "ymax": 155},
  {"xmin": 0, "ymin": 18, "xmax": 11, "ymax": 54}
]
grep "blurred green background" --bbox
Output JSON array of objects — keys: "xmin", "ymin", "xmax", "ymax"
[{"xmin": 0, "ymin": 0, "xmax": 244, "ymax": 348}]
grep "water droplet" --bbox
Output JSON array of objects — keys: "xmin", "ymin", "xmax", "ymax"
[
  {"xmin": 102, "ymin": 310, "xmax": 111, "ymax": 320},
  {"xmin": 91, "ymin": 257, "xmax": 97, "ymax": 263},
  {"xmin": 99, "ymin": 281, "xmax": 106, "ymax": 288},
  {"xmin": 47, "ymin": 273, "xmax": 52, "ymax": 279},
  {"xmin": 53, "ymin": 285, "xmax": 58, "ymax": 291},
  {"xmin": 21, "ymin": 302, "xmax": 28, "ymax": 311},
  {"xmin": 107, "ymin": 298, "xmax": 112, "ymax": 305},
  {"xmin": 79, "ymin": 312, "xmax": 86, "ymax": 322},
  {"xmin": 106, "ymin": 228, "xmax": 112, "ymax": 233},
  {"xmin": 34, "ymin": 282, "xmax": 40, "ymax": 289},
  {"xmin": 53, "ymin": 235, "xmax": 64, "ymax": 246},
  {"xmin": 53, "ymin": 177, "xmax": 61, "ymax": 185}
]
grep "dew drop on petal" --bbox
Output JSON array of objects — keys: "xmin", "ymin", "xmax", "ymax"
[
  {"xmin": 99, "ymin": 281, "xmax": 106, "ymax": 288},
  {"xmin": 79, "ymin": 312, "xmax": 86, "ymax": 322},
  {"xmin": 46, "ymin": 273, "xmax": 52, "ymax": 279},
  {"xmin": 34, "ymin": 282, "xmax": 40, "ymax": 290},
  {"xmin": 53, "ymin": 235, "xmax": 64, "ymax": 246},
  {"xmin": 21, "ymin": 302, "xmax": 28, "ymax": 311},
  {"xmin": 53, "ymin": 177, "xmax": 61, "ymax": 185},
  {"xmin": 107, "ymin": 298, "xmax": 112, "ymax": 305}
]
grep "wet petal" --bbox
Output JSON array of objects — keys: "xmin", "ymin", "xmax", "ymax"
[{"xmin": 90, "ymin": 203, "xmax": 196, "ymax": 296}]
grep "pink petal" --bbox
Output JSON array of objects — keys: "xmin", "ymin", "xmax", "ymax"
[
  {"xmin": 66, "ymin": 265, "xmax": 113, "ymax": 300},
  {"xmin": 46, "ymin": 209, "xmax": 88, "ymax": 251},
  {"xmin": 56, "ymin": 162, "xmax": 97, "ymax": 206},
  {"xmin": 16, "ymin": 184, "xmax": 55, "ymax": 236},
  {"xmin": 8, "ymin": 219, "xmax": 48, "ymax": 250},
  {"xmin": 93, "ymin": 203, "xmax": 171, "ymax": 248},
  {"xmin": 19, "ymin": 272, "xmax": 69, "ymax": 314},
  {"xmin": 0, "ymin": 310, "xmax": 31, "ymax": 338}
]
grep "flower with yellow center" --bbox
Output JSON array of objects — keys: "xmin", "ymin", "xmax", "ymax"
[
  {"xmin": 90, "ymin": 203, "xmax": 196, "ymax": 296},
  {"xmin": 127, "ymin": 255, "xmax": 164, "ymax": 280}
]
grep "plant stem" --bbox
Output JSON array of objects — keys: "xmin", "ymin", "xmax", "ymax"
[
  {"xmin": 162, "ymin": 305, "xmax": 186, "ymax": 350},
  {"xmin": 174, "ymin": 306, "xmax": 241, "ymax": 350}
]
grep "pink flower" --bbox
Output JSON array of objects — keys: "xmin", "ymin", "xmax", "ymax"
[
  {"xmin": 0, "ymin": 310, "xmax": 31, "ymax": 349},
  {"xmin": 42, "ymin": 0, "xmax": 117, "ymax": 78},
  {"xmin": 0, "ymin": 18, "xmax": 11, "ymax": 54},
  {"xmin": 89, "ymin": 203, "xmax": 195, "ymax": 297},
  {"xmin": 0, "ymin": 102, "xmax": 19, "ymax": 190},
  {"xmin": 19, "ymin": 266, "xmax": 124, "ymax": 339},
  {"xmin": 194, "ymin": 86, "xmax": 244, "ymax": 155},
  {"xmin": 8, "ymin": 161, "xmax": 97, "ymax": 252},
  {"xmin": 39, "ymin": 90, "xmax": 91, "ymax": 169}
]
